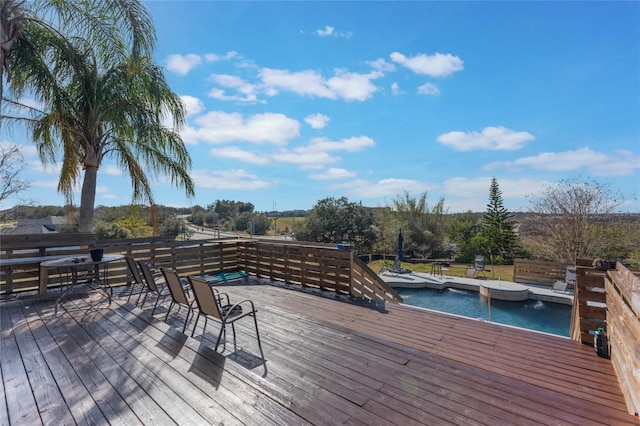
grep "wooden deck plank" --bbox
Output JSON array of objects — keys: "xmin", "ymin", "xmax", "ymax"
[
  {"xmin": 58, "ymin": 298, "xmax": 226, "ymax": 426},
  {"xmin": 255, "ymin": 303, "xmax": 555, "ymax": 425},
  {"xmin": 2, "ymin": 279, "xmax": 638, "ymax": 426},
  {"xmin": 11, "ymin": 304, "xmax": 109, "ymax": 425},
  {"xmin": 8, "ymin": 304, "xmax": 76, "ymax": 426},
  {"xmin": 0, "ymin": 306, "xmax": 42, "ymax": 426},
  {"xmin": 232, "ymin": 283, "xmax": 638, "ymax": 425},
  {"xmin": 110, "ymin": 297, "xmax": 314, "ymax": 426},
  {"xmin": 103, "ymin": 305, "xmax": 285, "ymax": 426}
]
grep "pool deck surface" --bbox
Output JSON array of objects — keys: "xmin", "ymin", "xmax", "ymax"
[
  {"xmin": 2, "ymin": 278, "xmax": 638, "ymax": 425},
  {"xmin": 379, "ymin": 270, "xmax": 573, "ymax": 304}
]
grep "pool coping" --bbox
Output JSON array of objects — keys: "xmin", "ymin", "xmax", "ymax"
[{"xmin": 380, "ymin": 271, "xmax": 574, "ymax": 305}]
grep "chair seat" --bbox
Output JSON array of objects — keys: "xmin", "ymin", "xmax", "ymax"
[{"xmin": 222, "ymin": 304, "xmax": 243, "ymax": 318}]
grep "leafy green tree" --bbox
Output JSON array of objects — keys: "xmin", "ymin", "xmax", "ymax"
[
  {"xmin": 294, "ymin": 197, "xmax": 377, "ymax": 254},
  {"xmin": 115, "ymin": 206, "xmax": 153, "ymax": 238},
  {"xmin": 446, "ymin": 212, "xmax": 483, "ymax": 263},
  {"xmin": 481, "ymin": 178, "xmax": 518, "ymax": 265},
  {"xmin": 385, "ymin": 191, "xmax": 447, "ymax": 259},
  {"xmin": 159, "ymin": 215, "xmax": 189, "ymax": 239},
  {"xmin": 94, "ymin": 221, "xmax": 132, "ymax": 240},
  {"xmin": 251, "ymin": 214, "xmax": 271, "ymax": 235},
  {"xmin": 1, "ymin": 0, "xmax": 155, "ymax": 115},
  {"xmin": 3, "ymin": 1, "xmax": 193, "ymax": 232}
]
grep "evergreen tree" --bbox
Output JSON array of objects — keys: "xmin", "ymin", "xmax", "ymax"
[{"xmin": 481, "ymin": 177, "xmax": 518, "ymax": 264}]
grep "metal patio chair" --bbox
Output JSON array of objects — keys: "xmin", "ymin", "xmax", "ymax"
[
  {"xmin": 138, "ymin": 260, "xmax": 169, "ymax": 315},
  {"xmin": 188, "ymin": 275, "xmax": 264, "ymax": 360},
  {"xmin": 161, "ymin": 267, "xmax": 197, "ymax": 332}
]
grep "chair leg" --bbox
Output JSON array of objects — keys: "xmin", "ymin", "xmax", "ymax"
[
  {"xmin": 191, "ymin": 312, "xmax": 201, "ymax": 337},
  {"xmin": 164, "ymin": 301, "xmax": 175, "ymax": 322},
  {"xmin": 231, "ymin": 322, "xmax": 237, "ymax": 352},
  {"xmin": 139, "ymin": 290, "xmax": 148, "ymax": 308},
  {"xmin": 182, "ymin": 308, "xmax": 192, "ymax": 333},
  {"xmin": 253, "ymin": 313, "xmax": 265, "ymax": 361},
  {"xmin": 151, "ymin": 294, "xmax": 160, "ymax": 315},
  {"xmin": 214, "ymin": 323, "xmax": 226, "ymax": 351}
]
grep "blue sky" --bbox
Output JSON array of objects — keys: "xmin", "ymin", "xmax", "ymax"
[{"xmin": 2, "ymin": 1, "xmax": 639, "ymax": 213}]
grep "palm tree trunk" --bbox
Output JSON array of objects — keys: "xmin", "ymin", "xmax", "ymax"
[{"xmin": 78, "ymin": 165, "xmax": 98, "ymax": 232}]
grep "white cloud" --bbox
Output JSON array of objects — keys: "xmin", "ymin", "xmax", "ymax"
[
  {"xmin": 272, "ymin": 135, "xmax": 374, "ymax": 168},
  {"xmin": 437, "ymin": 126, "xmax": 535, "ymax": 151},
  {"xmin": 28, "ymin": 159, "xmax": 59, "ymax": 174},
  {"xmin": 485, "ymin": 147, "xmax": 640, "ymax": 177},
  {"xmin": 309, "ymin": 168, "xmax": 356, "ymax": 180},
  {"xmin": 204, "ymin": 51, "xmax": 238, "ymax": 62},
  {"xmin": 0, "ymin": 141, "xmax": 37, "ymax": 157},
  {"xmin": 316, "ymin": 25, "xmax": 335, "ymax": 36},
  {"xmin": 103, "ymin": 165, "xmax": 121, "ymax": 175},
  {"xmin": 315, "ymin": 25, "xmax": 352, "ymax": 38},
  {"xmin": 191, "ymin": 111, "xmax": 300, "ymax": 145},
  {"xmin": 305, "ymin": 113, "xmax": 330, "ymax": 129},
  {"xmin": 210, "ymin": 146, "xmax": 269, "ymax": 164},
  {"xmin": 390, "ymin": 52, "xmax": 464, "ymax": 77},
  {"xmin": 333, "ymin": 178, "xmax": 433, "ymax": 198},
  {"xmin": 442, "ymin": 177, "xmax": 550, "ymax": 212},
  {"xmin": 191, "ymin": 169, "xmax": 273, "ymax": 190},
  {"xmin": 368, "ymin": 58, "xmax": 396, "ymax": 72},
  {"xmin": 180, "ymin": 95, "xmax": 205, "ymax": 116},
  {"xmin": 166, "ymin": 54, "xmax": 202, "ymax": 75},
  {"xmin": 306, "ymin": 136, "xmax": 375, "ymax": 153},
  {"xmin": 32, "ymin": 179, "xmax": 59, "ymax": 189},
  {"xmin": 391, "ymin": 82, "xmax": 403, "ymax": 96},
  {"xmin": 417, "ymin": 82, "xmax": 440, "ymax": 96},
  {"xmin": 259, "ymin": 68, "xmax": 380, "ymax": 101},
  {"xmin": 272, "ymin": 149, "xmax": 339, "ymax": 168},
  {"xmin": 208, "ymin": 74, "xmax": 260, "ymax": 103}
]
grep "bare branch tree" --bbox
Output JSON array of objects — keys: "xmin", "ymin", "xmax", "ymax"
[
  {"xmin": 527, "ymin": 179, "xmax": 625, "ymax": 264},
  {"xmin": 0, "ymin": 143, "xmax": 30, "ymax": 203}
]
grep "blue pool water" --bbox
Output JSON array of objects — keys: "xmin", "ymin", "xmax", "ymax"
[{"xmin": 396, "ymin": 287, "xmax": 571, "ymax": 337}]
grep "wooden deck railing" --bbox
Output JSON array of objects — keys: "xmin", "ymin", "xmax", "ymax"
[
  {"xmin": 1, "ymin": 235, "xmax": 402, "ymax": 304},
  {"xmin": 570, "ymin": 258, "xmax": 640, "ymax": 416}
]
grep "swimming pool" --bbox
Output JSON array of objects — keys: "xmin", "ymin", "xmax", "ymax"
[{"xmin": 396, "ymin": 287, "xmax": 572, "ymax": 337}]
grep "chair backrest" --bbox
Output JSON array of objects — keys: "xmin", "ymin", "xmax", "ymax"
[
  {"xmin": 125, "ymin": 256, "xmax": 143, "ymax": 284},
  {"xmin": 138, "ymin": 261, "xmax": 160, "ymax": 293},
  {"xmin": 565, "ymin": 265, "xmax": 576, "ymax": 284},
  {"xmin": 188, "ymin": 276, "xmax": 222, "ymax": 320},
  {"xmin": 161, "ymin": 268, "xmax": 189, "ymax": 305},
  {"xmin": 474, "ymin": 255, "xmax": 485, "ymax": 271}
]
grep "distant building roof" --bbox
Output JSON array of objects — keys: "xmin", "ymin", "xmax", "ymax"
[{"xmin": 1, "ymin": 217, "xmax": 67, "ymax": 235}]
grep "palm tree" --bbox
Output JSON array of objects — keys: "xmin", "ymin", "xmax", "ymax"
[
  {"xmin": 1, "ymin": 0, "xmax": 155, "ymax": 114},
  {"xmin": 3, "ymin": 0, "xmax": 194, "ymax": 232},
  {"xmin": 14, "ymin": 40, "xmax": 193, "ymax": 231}
]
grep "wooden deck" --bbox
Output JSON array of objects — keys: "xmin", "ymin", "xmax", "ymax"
[{"xmin": 1, "ymin": 278, "xmax": 638, "ymax": 425}]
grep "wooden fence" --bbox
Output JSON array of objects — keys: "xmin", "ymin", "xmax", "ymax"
[
  {"xmin": 513, "ymin": 258, "xmax": 566, "ymax": 286},
  {"xmin": 570, "ymin": 258, "xmax": 640, "ymax": 416},
  {"xmin": 604, "ymin": 262, "xmax": 640, "ymax": 416},
  {"xmin": 1, "ymin": 235, "xmax": 402, "ymax": 304}
]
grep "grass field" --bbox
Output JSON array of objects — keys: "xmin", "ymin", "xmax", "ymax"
[
  {"xmin": 367, "ymin": 259, "xmax": 515, "ymax": 282},
  {"xmin": 271, "ymin": 216, "xmax": 305, "ymax": 235}
]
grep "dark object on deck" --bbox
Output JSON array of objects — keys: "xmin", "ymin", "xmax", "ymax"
[
  {"xmin": 390, "ymin": 232, "xmax": 410, "ymax": 273},
  {"xmin": 594, "ymin": 327, "xmax": 610, "ymax": 358},
  {"xmin": 90, "ymin": 248, "xmax": 104, "ymax": 262}
]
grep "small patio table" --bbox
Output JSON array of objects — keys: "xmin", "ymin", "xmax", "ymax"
[{"xmin": 40, "ymin": 254, "xmax": 124, "ymax": 313}]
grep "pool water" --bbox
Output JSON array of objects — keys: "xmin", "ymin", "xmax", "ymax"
[{"xmin": 397, "ymin": 287, "xmax": 572, "ymax": 337}]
